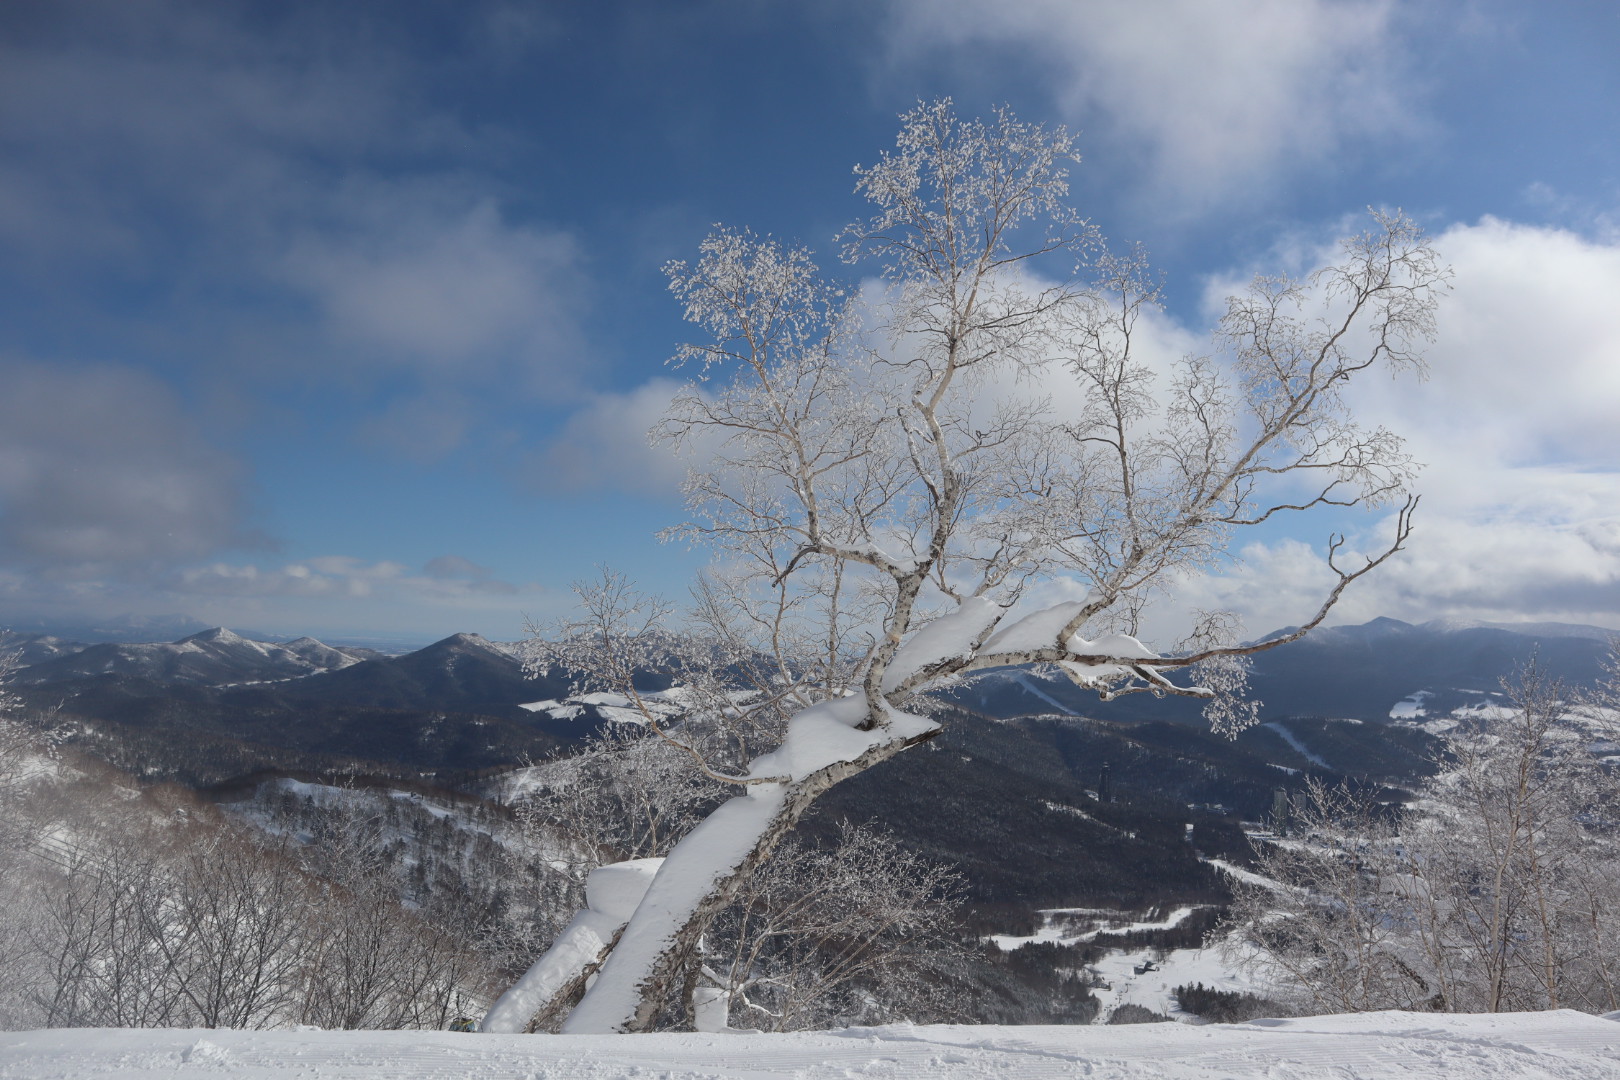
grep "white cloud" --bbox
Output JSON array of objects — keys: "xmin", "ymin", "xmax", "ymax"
[
  {"xmin": 0, "ymin": 0, "xmax": 588, "ymax": 456},
  {"xmin": 171, "ymin": 556, "xmax": 525, "ymax": 604},
  {"xmin": 1012, "ymin": 213, "xmax": 1620, "ymax": 640},
  {"xmin": 1158, "ymin": 215, "xmax": 1620, "ymax": 635},
  {"xmin": 516, "ymin": 212, "xmax": 1620, "ymax": 639},
  {"xmin": 529, "ymin": 267, "xmax": 1202, "ymax": 504},
  {"xmin": 1195, "ymin": 216, "xmax": 1620, "ymax": 480},
  {"xmin": 522, "ymin": 378, "xmax": 705, "ymax": 499},
  {"xmin": 1370, "ymin": 217, "xmax": 1620, "ymax": 469},
  {"xmin": 0, "ymin": 359, "xmax": 255, "ymax": 577},
  {"xmin": 279, "ymin": 197, "xmax": 584, "ymax": 383},
  {"xmin": 886, "ymin": 0, "xmax": 1412, "ymax": 210},
  {"xmin": 423, "ymin": 554, "xmax": 494, "ymax": 580},
  {"xmin": 1158, "ymin": 506, "xmax": 1620, "ymax": 639},
  {"xmin": 1331, "ymin": 218, "xmax": 1620, "ymax": 626}
]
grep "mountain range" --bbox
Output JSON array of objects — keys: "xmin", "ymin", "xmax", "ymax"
[
  {"xmin": 11, "ymin": 627, "xmax": 381, "ymax": 686},
  {"xmin": 6, "ymin": 614, "xmax": 1611, "ymax": 955},
  {"xmin": 3, "ymin": 613, "xmax": 1611, "ymax": 800},
  {"xmin": 3, "ymin": 627, "xmax": 578, "ymax": 784},
  {"xmin": 945, "ymin": 616, "xmax": 1614, "ymax": 724}
]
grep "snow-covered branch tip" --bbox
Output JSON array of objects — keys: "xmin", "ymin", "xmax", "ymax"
[
  {"xmin": 949, "ymin": 498, "xmax": 1415, "ymax": 711},
  {"xmin": 1170, "ymin": 493, "xmax": 1418, "ymax": 667}
]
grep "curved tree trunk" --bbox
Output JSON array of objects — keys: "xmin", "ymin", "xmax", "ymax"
[{"xmin": 562, "ymin": 714, "xmax": 939, "ymax": 1033}]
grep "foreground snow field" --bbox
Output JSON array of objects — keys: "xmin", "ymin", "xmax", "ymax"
[{"xmin": 2, "ymin": 1012, "xmax": 1616, "ymax": 1080}]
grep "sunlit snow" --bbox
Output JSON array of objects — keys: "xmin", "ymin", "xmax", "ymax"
[
  {"xmin": 4, "ymin": 1012, "xmax": 1615, "ymax": 1078},
  {"xmin": 1389, "ymin": 690, "xmax": 1434, "ymax": 719},
  {"xmin": 1263, "ymin": 721, "xmax": 1332, "ymax": 769}
]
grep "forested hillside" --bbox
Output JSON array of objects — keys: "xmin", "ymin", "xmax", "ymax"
[{"xmin": 3, "ymin": 617, "xmax": 1615, "ymax": 1031}]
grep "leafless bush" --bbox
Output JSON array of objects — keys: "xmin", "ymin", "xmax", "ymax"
[
  {"xmin": 4, "ymin": 765, "xmax": 499, "ymax": 1031},
  {"xmin": 699, "ymin": 821, "xmax": 968, "ymax": 1031}
]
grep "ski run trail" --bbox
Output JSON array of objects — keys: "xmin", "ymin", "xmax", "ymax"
[{"xmin": 3, "ymin": 1011, "xmax": 1617, "ymax": 1079}]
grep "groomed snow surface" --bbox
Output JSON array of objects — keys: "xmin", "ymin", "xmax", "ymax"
[{"xmin": 4, "ymin": 1011, "xmax": 1617, "ymax": 1079}]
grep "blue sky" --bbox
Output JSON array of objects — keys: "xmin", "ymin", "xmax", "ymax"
[{"xmin": 1, "ymin": 0, "xmax": 1617, "ymax": 645}]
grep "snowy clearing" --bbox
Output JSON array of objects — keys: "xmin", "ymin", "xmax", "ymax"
[
  {"xmin": 1088, "ymin": 940, "xmax": 1277, "ymax": 1022},
  {"xmin": 1389, "ymin": 690, "xmax": 1434, "ymax": 720},
  {"xmin": 3, "ymin": 1012, "xmax": 1616, "ymax": 1079},
  {"xmin": 1263, "ymin": 721, "xmax": 1332, "ymax": 768},
  {"xmin": 1203, "ymin": 856, "xmax": 1297, "ymax": 893},
  {"xmin": 988, "ymin": 904, "xmax": 1203, "ymax": 951},
  {"xmin": 1012, "ymin": 671, "xmax": 1079, "ymax": 715}
]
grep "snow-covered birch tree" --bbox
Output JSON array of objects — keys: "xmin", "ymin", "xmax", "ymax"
[{"xmin": 500, "ymin": 100, "xmax": 1446, "ymax": 1033}]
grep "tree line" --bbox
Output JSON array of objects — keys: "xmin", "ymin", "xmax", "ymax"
[
  {"xmin": 1, "ymin": 647, "xmax": 974, "ymax": 1033},
  {"xmin": 1227, "ymin": 660, "xmax": 1620, "ymax": 1015},
  {"xmin": 0, "ymin": 758, "xmax": 501, "ymax": 1029}
]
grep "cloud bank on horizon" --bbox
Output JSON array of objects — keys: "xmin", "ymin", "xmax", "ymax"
[{"xmin": 0, "ymin": 0, "xmax": 1615, "ymax": 644}]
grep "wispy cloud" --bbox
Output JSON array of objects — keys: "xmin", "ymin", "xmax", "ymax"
[
  {"xmin": 169, "ymin": 556, "xmax": 524, "ymax": 602},
  {"xmin": 0, "ymin": 551, "xmax": 548, "ymax": 641},
  {"xmin": 521, "ymin": 378, "xmax": 703, "ymax": 499},
  {"xmin": 885, "ymin": 0, "xmax": 1414, "ymax": 213},
  {"xmin": 278, "ymin": 195, "xmax": 585, "ymax": 385},
  {"xmin": 1156, "ymin": 214, "xmax": 1620, "ymax": 636},
  {"xmin": 0, "ymin": 359, "xmax": 257, "ymax": 578},
  {"xmin": 0, "ymin": 0, "xmax": 588, "ymax": 457}
]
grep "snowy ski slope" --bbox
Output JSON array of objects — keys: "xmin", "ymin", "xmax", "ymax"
[{"xmin": 2, "ymin": 1011, "xmax": 1616, "ymax": 1079}]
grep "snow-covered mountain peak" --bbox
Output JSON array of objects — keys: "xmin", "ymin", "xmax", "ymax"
[
  {"xmin": 183, "ymin": 626, "xmax": 244, "ymax": 644},
  {"xmin": 17, "ymin": 627, "xmax": 367, "ymax": 687},
  {"xmin": 1419, "ymin": 616, "xmax": 1619, "ymax": 641},
  {"xmin": 432, "ymin": 632, "xmax": 514, "ymax": 657}
]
